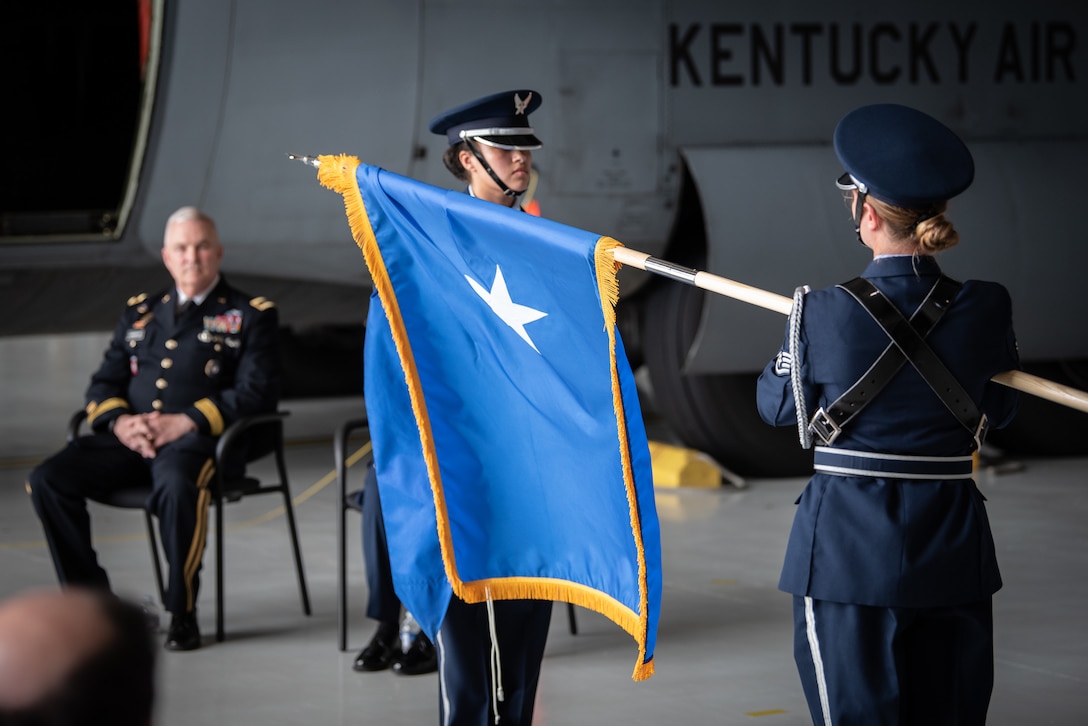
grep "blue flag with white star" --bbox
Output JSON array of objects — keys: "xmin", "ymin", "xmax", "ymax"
[{"xmin": 317, "ymin": 155, "xmax": 660, "ymax": 679}]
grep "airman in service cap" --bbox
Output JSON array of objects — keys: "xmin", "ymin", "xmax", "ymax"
[
  {"xmin": 834, "ymin": 103, "xmax": 974, "ymax": 209},
  {"xmin": 429, "ymin": 89, "xmax": 543, "ymax": 150}
]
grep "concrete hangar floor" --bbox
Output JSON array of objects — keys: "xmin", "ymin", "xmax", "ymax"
[{"xmin": 0, "ymin": 332, "xmax": 1085, "ymax": 725}]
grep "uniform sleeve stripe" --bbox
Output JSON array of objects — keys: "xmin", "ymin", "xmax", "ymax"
[
  {"xmin": 87, "ymin": 398, "xmax": 130, "ymax": 425},
  {"xmin": 194, "ymin": 398, "xmax": 225, "ymax": 436}
]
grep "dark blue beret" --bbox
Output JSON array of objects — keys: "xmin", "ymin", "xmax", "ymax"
[
  {"xmin": 428, "ymin": 90, "xmax": 543, "ymax": 150},
  {"xmin": 834, "ymin": 104, "xmax": 974, "ymax": 208}
]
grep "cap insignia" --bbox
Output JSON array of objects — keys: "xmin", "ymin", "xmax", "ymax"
[{"xmin": 514, "ymin": 92, "xmax": 532, "ymax": 115}]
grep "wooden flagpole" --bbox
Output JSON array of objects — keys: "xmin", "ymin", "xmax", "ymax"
[{"xmin": 611, "ymin": 247, "xmax": 1088, "ymax": 415}]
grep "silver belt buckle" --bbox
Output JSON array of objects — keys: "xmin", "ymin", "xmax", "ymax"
[
  {"xmin": 808, "ymin": 407, "xmax": 842, "ymax": 446},
  {"xmin": 973, "ymin": 413, "xmax": 989, "ymax": 451}
]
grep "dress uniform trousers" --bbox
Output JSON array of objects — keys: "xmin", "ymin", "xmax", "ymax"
[
  {"xmin": 437, "ymin": 597, "xmax": 552, "ymax": 726},
  {"xmin": 793, "ymin": 595, "xmax": 993, "ymax": 726},
  {"xmin": 29, "ymin": 430, "xmax": 222, "ymax": 615}
]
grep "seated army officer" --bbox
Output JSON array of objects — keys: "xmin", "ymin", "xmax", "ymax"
[{"xmin": 28, "ymin": 206, "xmax": 281, "ymax": 652}]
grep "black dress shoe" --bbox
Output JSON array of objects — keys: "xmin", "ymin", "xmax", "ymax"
[
  {"xmin": 164, "ymin": 612, "xmax": 201, "ymax": 651},
  {"xmin": 352, "ymin": 622, "xmax": 399, "ymax": 672},
  {"xmin": 392, "ymin": 632, "xmax": 437, "ymax": 676}
]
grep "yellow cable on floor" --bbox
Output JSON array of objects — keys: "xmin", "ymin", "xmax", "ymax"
[{"xmin": 227, "ymin": 441, "xmax": 372, "ymax": 529}]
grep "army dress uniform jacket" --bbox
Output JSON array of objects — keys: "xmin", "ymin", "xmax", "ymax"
[
  {"xmin": 756, "ymin": 255, "xmax": 1020, "ymax": 608},
  {"xmin": 84, "ymin": 277, "xmax": 281, "ymax": 437}
]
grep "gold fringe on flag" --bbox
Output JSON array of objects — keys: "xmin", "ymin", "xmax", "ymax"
[{"xmin": 598, "ymin": 237, "xmax": 653, "ymax": 681}]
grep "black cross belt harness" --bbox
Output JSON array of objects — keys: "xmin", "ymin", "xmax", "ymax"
[{"xmin": 808, "ymin": 275, "xmax": 989, "ymax": 451}]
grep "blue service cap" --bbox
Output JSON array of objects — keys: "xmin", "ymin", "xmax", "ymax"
[
  {"xmin": 428, "ymin": 90, "xmax": 543, "ymax": 150},
  {"xmin": 833, "ymin": 104, "xmax": 974, "ymax": 208}
]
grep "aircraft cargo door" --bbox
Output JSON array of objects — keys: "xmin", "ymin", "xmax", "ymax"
[{"xmin": 550, "ymin": 50, "xmax": 674, "ymax": 252}]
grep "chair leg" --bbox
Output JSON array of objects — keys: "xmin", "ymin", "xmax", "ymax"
[
  {"xmin": 336, "ymin": 426, "xmax": 349, "ymax": 651},
  {"xmin": 567, "ymin": 602, "xmax": 578, "ymax": 635},
  {"xmin": 216, "ymin": 493, "xmax": 225, "ymax": 643},
  {"xmin": 337, "ymin": 501, "xmax": 348, "ymax": 651},
  {"xmin": 277, "ymin": 446, "xmax": 311, "ymax": 618},
  {"xmin": 144, "ymin": 512, "xmax": 166, "ymax": 604},
  {"xmin": 334, "ymin": 417, "xmax": 369, "ymax": 651}
]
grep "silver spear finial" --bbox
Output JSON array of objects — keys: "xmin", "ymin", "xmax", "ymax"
[{"xmin": 287, "ymin": 153, "xmax": 321, "ymax": 168}]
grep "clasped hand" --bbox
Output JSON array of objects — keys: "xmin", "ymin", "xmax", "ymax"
[{"xmin": 113, "ymin": 412, "xmax": 197, "ymax": 458}]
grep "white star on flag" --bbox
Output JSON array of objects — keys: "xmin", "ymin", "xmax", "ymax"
[{"xmin": 466, "ymin": 265, "xmax": 548, "ymax": 353}]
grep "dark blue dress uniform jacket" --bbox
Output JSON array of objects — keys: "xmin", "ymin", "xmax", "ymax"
[
  {"xmin": 84, "ymin": 277, "xmax": 280, "ymax": 434},
  {"xmin": 757, "ymin": 255, "xmax": 1020, "ymax": 608}
]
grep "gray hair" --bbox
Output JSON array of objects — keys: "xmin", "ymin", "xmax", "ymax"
[{"xmin": 164, "ymin": 206, "xmax": 217, "ymax": 238}]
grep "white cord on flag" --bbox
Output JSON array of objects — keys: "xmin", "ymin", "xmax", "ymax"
[
  {"xmin": 485, "ymin": 587, "xmax": 504, "ymax": 724},
  {"xmin": 790, "ymin": 285, "xmax": 813, "ymax": 449}
]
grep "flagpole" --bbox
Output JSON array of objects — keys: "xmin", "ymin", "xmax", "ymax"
[{"xmin": 611, "ymin": 247, "xmax": 1088, "ymax": 414}]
